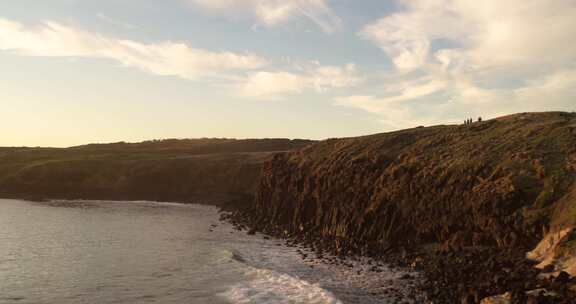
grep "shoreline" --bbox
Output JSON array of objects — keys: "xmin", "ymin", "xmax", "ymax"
[
  {"xmin": 221, "ymin": 207, "xmax": 576, "ymax": 303},
  {"xmin": 4, "ymin": 195, "xmax": 575, "ymax": 302},
  {"xmin": 3, "ymin": 196, "xmax": 424, "ymax": 303}
]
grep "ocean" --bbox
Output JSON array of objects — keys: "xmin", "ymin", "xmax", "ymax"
[{"xmin": 0, "ymin": 199, "xmax": 419, "ymax": 304}]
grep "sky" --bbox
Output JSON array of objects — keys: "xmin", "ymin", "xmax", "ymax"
[{"xmin": 0, "ymin": 0, "xmax": 575, "ymax": 147}]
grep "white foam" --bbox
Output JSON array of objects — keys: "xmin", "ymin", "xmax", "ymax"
[{"xmin": 221, "ymin": 267, "xmax": 343, "ymax": 304}]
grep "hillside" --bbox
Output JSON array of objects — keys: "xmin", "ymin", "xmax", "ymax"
[
  {"xmin": 0, "ymin": 138, "xmax": 312, "ymax": 204},
  {"xmin": 231, "ymin": 112, "xmax": 576, "ymax": 302}
]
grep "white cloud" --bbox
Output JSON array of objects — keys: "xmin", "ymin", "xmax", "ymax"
[
  {"xmin": 345, "ymin": 0, "xmax": 576, "ymax": 129},
  {"xmin": 513, "ymin": 69, "xmax": 576, "ymax": 110},
  {"xmin": 336, "ymin": 68, "xmax": 576, "ymax": 130},
  {"xmin": 0, "ymin": 18, "xmax": 267, "ymax": 80},
  {"xmin": 239, "ymin": 63, "xmax": 361, "ymax": 99},
  {"xmin": 334, "ymin": 95, "xmax": 428, "ymax": 130},
  {"xmin": 0, "ymin": 18, "xmax": 360, "ymax": 99},
  {"xmin": 362, "ymin": 0, "xmax": 576, "ymax": 73},
  {"xmin": 188, "ymin": 0, "xmax": 341, "ymax": 33},
  {"xmin": 96, "ymin": 13, "xmax": 138, "ymax": 30},
  {"xmin": 239, "ymin": 71, "xmax": 305, "ymax": 97}
]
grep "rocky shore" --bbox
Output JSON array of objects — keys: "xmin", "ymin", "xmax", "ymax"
[
  {"xmin": 222, "ymin": 112, "xmax": 576, "ymax": 303},
  {"xmin": 223, "ymin": 208, "xmax": 576, "ymax": 303}
]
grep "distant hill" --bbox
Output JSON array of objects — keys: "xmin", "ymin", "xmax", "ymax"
[{"xmin": 0, "ymin": 138, "xmax": 313, "ymax": 204}]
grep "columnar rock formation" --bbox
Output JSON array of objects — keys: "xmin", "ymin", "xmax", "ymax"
[{"xmin": 251, "ymin": 112, "xmax": 576, "ymax": 260}]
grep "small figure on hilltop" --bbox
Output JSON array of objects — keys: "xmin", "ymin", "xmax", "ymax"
[{"xmin": 464, "ymin": 117, "xmax": 483, "ymax": 125}]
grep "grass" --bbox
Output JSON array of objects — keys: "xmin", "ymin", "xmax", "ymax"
[{"xmin": 0, "ymin": 138, "xmax": 312, "ymax": 203}]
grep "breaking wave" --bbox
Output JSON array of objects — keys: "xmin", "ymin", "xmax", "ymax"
[{"xmin": 220, "ymin": 255, "xmax": 342, "ymax": 304}]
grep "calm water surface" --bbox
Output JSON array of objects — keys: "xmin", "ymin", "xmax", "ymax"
[{"xmin": 0, "ymin": 199, "xmax": 417, "ymax": 304}]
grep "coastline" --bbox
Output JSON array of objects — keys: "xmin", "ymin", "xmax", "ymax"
[
  {"xmin": 219, "ymin": 112, "xmax": 576, "ymax": 303},
  {"xmin": 2, "ymin": 197, "xmax": 425, "ymax": 303},
  {"xmin": 221, "ymin": 205, "xmax": 575, "ymax": 303},
  {"xmin": 2, "ymin": 187, "xmax": 575, "ymax": 302},
  {"xmin": 2, "ymin": 112, "xmax": 576, "ymax": 303}
]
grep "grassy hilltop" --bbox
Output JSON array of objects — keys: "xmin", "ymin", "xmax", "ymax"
[{"xmin": 0, "ymin": 138, "xmax": 312, "ymax": 204}]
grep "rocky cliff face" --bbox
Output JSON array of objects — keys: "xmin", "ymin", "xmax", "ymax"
[
  {"xmin": 250, "ymin": 112, "xmax": 576, "ymax": 256},
  {"xmin": 231, "ymin": 112, "xmax": 576, "ymax": 302}
]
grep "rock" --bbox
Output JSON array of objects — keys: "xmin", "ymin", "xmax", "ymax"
[
  {"xmin": 224, "ymin": 112, "xmax": 576, "ymax": 304},
  {"xmin": 555, "ymin": 271, "xmax": 571, "ymax": 284},
  {"xmin": 480, "ymin": 292, "xmax": 512, "ymax": 304},
  {"xmin": 525, "ymin": 288, "xmax": 558, "ymax": 299},
  {"xmin": 509, "ymin": 289, "xmax": 527, "ymax": 304},
  {"xmin": 461, "ymin": 293, "xmax": 476, "ymax": 304},
  {"xmin": 541, "ymin": 265, "xmax": 555, "ymax": 273},
  {"xmin": 410, "ymin": 257, "xmax": 423, "ymax": 269}
]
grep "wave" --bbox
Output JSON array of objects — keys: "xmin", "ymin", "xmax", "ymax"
[
  {"xmin": 42, "ymin": 199, "xmax": 209, "ymax": 208},
  {"xmin": 209, "ymin": 249, "xmax": 244, "ymax": 265},
  {"xmin": 220, "ymin": 265, "xmax": 342, "ymax": 304}
]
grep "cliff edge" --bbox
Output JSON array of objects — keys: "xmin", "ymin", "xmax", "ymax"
[{"xmin": 236, "ymin": 112, "xmax": 576, "ymax": 302}]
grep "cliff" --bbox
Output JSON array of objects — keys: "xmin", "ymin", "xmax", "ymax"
[
  {"xmin": 237, "ymin": 112, "xmax": 576, "ymax": 302},
  {"xmin": 0, "ymin": 138, "xmax": 312, "ymax": 205}
]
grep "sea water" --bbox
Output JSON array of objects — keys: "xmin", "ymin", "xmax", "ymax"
[{"xmin": 0, "ymin": 199, "xmax": 418, "ymax": 304}]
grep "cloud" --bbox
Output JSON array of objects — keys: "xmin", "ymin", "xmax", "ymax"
[
  {"xmin": 188, "ymin": 0, "xmax": 342, "ymax": 33},
  {"xmin": 336, "ymin": 67, "xmax": 576, "ymax": 130},
  {"xmin": 334, "ymin": 95, "xmax": 420, "ymax": 129},
  {"xmin": 0, "ymin": 18, "xmax": 358, "ymax": 99},
  {"xmin": 0, "ymin": 18, "xmax": 267, "ymax": 80},
  {"xmin": 361, "ymin": 0, "xmax": 576, "ymax": 73},
  {"xmin": 239, "ymin": 63, "xmax": 362, "ymax": 99},
  {"xmin": 96, "ymin": 13, "xmax": 138, "ymax": 30},
  {"xmin": 343, "ymin": 0, "xmax": 576, "ymax": 129}
]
